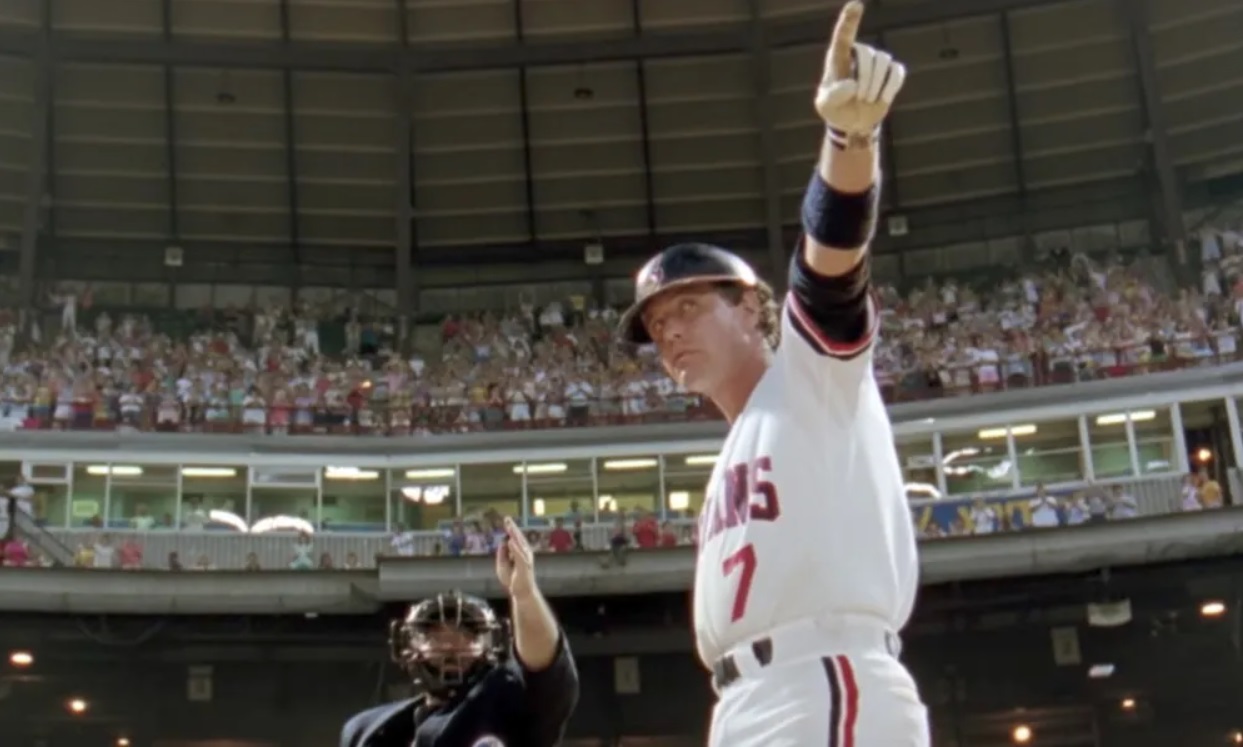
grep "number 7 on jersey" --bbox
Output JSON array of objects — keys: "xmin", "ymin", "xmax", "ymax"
[{"xmin": 722, "ymin": 544, "xmax": 757, "ymax": 622}]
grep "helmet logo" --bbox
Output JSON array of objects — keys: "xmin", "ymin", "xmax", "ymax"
[{"xmin": 640, "ymin": 263, "xmax": 663, "ymax": 297}]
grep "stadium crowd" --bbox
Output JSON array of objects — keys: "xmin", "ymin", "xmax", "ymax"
[
  {"xmin": 0, "ymin": 245, "xmax": 1241, "ymax": 436},
  {"xmin": 0, "ymin": 227, "xmax": 1240, "ymax": 570}
]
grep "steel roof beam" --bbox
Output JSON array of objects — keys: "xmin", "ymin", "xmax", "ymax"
[{"xmin": 0, "ymin": 0, "xmax": 1065, "ymax": 73}]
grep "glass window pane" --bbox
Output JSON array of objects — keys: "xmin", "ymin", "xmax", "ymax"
[
  {"xmin": 663, "ymin": 453, "xmax": 714, "ymax": 521},
  {"xmin": 17, "ymin": 461, "xmax": 69, "ymax": 527},
  {"xmin": 107, "ymin": 463, "xmax": 178, "ymax": 530},
  {"xmin": 460, "ymin": 462, "xmax": 521, "ymax": 522},
  {"xmin": 390, "ymin": 466, "xmax": 457, "ymax": 531},
  {"xmin": 895, "ymin": 434, "xmax": 937, "ymax": 500},
  {"xmin": 526, "ymin": 458, "xmax": 593, "ymax": 527},
  {"xmin": 71, "ymin": 463, "xmax": 108, "ymax": 527},
  {"xmin": 249, "ymin": 487, "xmax": 317, "ymax": 530},
  {"xmin": 941, "ymin": 429, "xmax": 1013, "ymax": 497},
  {"xmin": 1134, "ymin": 408, "xmax": 1176, "ymax": 475},
  {"xmin": 180, "ymin": 465, "xmax": 246, "ymax": 529},
  {"xmin": 32, "ymin": 482, "xmax": 70, "ymax": 528},
  {"xmin": 1015, "ymin": 419, "xmax": 1084, "ymax": 487},
  {"xmin": 0, "ymin": 461, "xmax": 20, "ymax": 487},
  {"xmin": 321, "ymin": 466, "xmax": 386, "ymax": 532},
  {"xmin": 596, "ymin": 456, "xmax": 660, "ymax": 517},
  {"xmin": 1087, "ymin": 410, "xmax": 1135, "ymax": 479}
]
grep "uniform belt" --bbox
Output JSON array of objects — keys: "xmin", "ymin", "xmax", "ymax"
[
  {"xmin": 711, "ymin": 638, "xmax": 774, "ymax": 691},
  {"xmin": 710, "ymin": 618, "xmax": 902, "ymax": 691}
]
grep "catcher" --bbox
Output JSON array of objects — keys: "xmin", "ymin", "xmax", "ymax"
[{"xmin": 338, "ymin": 518, "xmax": 578, "ymax": 747}]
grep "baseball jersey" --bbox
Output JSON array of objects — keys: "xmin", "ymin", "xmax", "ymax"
[{"xmin": 691, "ymin": 290, "xmax": 919, "ymax": 666}]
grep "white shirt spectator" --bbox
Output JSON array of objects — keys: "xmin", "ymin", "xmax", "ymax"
[
  {"xmin": 93, "ymin": 540, "xmax": 116, "ymax": 568},
  {"xmin": 1030, "ymin": 495, "xmax": 1061, "ymax": 528},
  {"xmin": 390, "ymin": 531, "xmax": 417, "ymax": 557},
  {"xmin": 969, "ymin": 504, "xmax": 998, "ymax": 534}
]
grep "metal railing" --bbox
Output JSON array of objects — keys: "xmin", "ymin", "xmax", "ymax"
[{"xmin": 16, "ymin": 473, "xmax": 1194, "ymax": 572}]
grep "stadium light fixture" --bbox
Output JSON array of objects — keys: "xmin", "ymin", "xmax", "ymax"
[
  {"xmin": 513, "ymin": 463, "xmax": 567, "ymax": 475},
  {"xmin": 8, "ymin": 651, "xmax": 33, "ymax": 667},
  {"xmin": 181, "ymin": 467, "xmax": 237, "ymax": 478},
  {"xmin": 602, "ymin": 458, "xmax": 658, "ymax": 470},
  {"xmin": 1011, "ymin": 724, "xmax": 1032, "ymax": 744},
  {"xmin": 405, "ymin": 468, "xmax": 456, "ymax": 479},
  {"xmin": 1201, "ymin": 600, "xmax": 1227, "ymax": 618}
]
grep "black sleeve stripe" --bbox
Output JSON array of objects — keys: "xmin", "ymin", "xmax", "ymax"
[{"xmin": 785, "ymin": 292, "xmax": 879, "ymax": 361}]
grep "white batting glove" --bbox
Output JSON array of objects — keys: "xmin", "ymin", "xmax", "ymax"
[{"xmin": 813, "ymin": 1, "xmax": 906, "ymax": 148}]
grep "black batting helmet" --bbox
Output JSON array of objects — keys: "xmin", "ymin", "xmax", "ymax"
[{"xmin": 617, "ymin": 242, "xmax": 760, "ymax": 344}]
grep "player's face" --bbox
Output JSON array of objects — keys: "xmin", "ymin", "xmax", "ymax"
[
  {"xmin": 414, "ymin": 624, "xmax": 486, "ymax": 677},
  {"xmin": 642, "ymin": 285, "xmax": 759, "ymax": 393}
]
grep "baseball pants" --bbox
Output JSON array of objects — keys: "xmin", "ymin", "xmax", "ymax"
[{"xmin": 706, "ymin": 616, "xmax": 930, "ymax": 747}]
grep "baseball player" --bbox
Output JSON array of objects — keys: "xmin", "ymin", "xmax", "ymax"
[
  {"xmin": 617, "ymin": 2, "xmax": 928, "ymax": 745},
  {"xmin": 339, "ymin": 518, "xmax": 579, "ymax": 747}
]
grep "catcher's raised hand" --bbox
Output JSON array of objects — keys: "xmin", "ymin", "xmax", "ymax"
[
  {"xmin": 814, "ymin": 1, "xmax": 906, "ymax": 144},
  {"xmin": 495, "ymin": 516, "xmax": 538, "ymax": 598}
]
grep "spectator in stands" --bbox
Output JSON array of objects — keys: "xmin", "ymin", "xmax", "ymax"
[
  {"xmin": 118, "ymin": 537, "xmax": 143, "ymax": 570},
  {"xmin": 631, "ymin": 511, "xmax": 659, "ymax": 550},
  {"xmin": 1030, "ymin": 484, "xmax": 1062, "ymax": 528},
  {"xmin": 92, "ymin": 534, "xmax": 116, "ymax": 569},
  {"xmin": 290, "ymin": 532, "xmax": 314, "ymax": 570},
  {"xmin": 1198, "ymin": 467, "xmax": 1223, "ymax": 508},
  {"xmin": 3, "ymin": 537, "xmax": 29, "ymax": 567},
  {"xmin": 1181, "ymin": 473, "xmax": 1203, "ymax": 511},
  {"xmin": 1109, "ymin": 485, "xmax": 1139, "ymax": 519},
  {"xmin": 546, "ymin": 518, "xmax": 573, "ymax": 553}
]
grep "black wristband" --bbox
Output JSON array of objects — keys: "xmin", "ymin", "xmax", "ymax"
[{"xmin": 800, "ymin": 169, "xmax": 879, "ymax": 250}]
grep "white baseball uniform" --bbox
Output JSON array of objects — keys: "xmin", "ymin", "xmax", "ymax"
[{"xmin": 693, "ymin": 292, "xmax": 929, "ymax": 747}]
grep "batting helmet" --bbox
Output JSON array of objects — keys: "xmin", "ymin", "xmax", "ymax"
[{"xmin": 617, "ymin": 242, "xmax": 760, "ymax": 345}]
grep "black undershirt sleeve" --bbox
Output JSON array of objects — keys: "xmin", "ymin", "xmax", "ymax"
[{"xmin": 786, "ymin": 240, "xmax": 874, "ymax": 359}]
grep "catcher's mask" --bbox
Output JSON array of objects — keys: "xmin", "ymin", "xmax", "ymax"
[{"xmin": 389, "ymin": 591, "xmax": 507, "ymax": 698}]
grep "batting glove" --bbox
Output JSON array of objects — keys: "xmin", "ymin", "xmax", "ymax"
[{"xmin": 814, "ymin": 1, "xmax": 907, "ymax": 148}]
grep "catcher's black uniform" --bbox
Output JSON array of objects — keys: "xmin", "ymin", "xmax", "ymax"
[{"xmin": 339, "ymin": 634, "xmax": 578, "ymax": 747}]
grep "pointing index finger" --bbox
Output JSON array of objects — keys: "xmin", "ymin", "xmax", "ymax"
[{"xmin": 830, "ymin": 0, "xmax": 865, "ymax": 80}]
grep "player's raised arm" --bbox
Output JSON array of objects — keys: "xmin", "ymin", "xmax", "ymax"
[{"xmin": 788, "ymin": 0, "xmax": 905, "ymax": 359}]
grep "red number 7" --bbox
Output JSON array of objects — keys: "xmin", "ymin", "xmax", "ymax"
[{"xmin": 722, "ymin": 544, "xmax": 757, "ymax": 622}]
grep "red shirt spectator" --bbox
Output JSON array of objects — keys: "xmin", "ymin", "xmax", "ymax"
[
  {"xmin": 3, "ymin": 539, "xmax": 30, "ymax": 567},
  {"xmin": 547, "ymin": 519, "xmax": 574, "ymax": 553},
  {"xmin": 632, "ymin": 514, "xmax": 659, "ymax": 549},
  {"xmin": 118, "ymin": 539, "xmax": 143, "ymax": 570}
]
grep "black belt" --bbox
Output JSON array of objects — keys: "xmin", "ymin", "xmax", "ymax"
[
  {"xmin": 711, "ymin": 630, "xmax": 902, "ymax": 691},
  {"xmin": 711, "ymin": 637, "xmax": 773, "ymax": 691}
]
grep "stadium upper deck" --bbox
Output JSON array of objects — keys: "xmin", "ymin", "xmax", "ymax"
[{"xmin": 0, "ymin": 0, "xmax": 1238, "ymax": 312}]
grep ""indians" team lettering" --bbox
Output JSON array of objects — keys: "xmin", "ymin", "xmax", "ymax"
[{"xmin": 699, "ymin": 456, "xmax": 782, "ymax": 545}]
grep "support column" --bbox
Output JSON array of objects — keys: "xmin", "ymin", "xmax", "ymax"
[
  {"xmin": 1120, "ymin": 0, "xmax": 1186, "ymax": 260},
  {"xmin": 17, "ymin": 10, "xmax": 51, "ymax": 313},
  {"xmin": 279, "ymin": 0, "xmax": 304, "ymax": 298},
  {"xmin": 745, "ymin": 0, "xmax": 786, "ymax": 279},
  {"xmin": 998, "ymin": 13, "xmax": 1027, "ymax": 197},
  {"xmin": 631, "ymin": 0, "xmax": 657, "ymax": 252},
  {"xmin": 394, "ymin": 0, "xmax": 417, "ymax": 333},
  {"xmin": 162, "ymin": 0, "xmax": 182, "ymax": 307},
  {"xmin": 512, "ymin": 0, "xmax": 537, "ymax": 245}
]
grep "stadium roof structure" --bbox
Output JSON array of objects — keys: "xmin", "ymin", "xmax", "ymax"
[{"xmin": 0, "ymin": 0, "xmax": 1239, "ymax": 307}]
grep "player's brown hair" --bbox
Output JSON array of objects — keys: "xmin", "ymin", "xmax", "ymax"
[{"xmin": 716, "ymin": 281, "xmax": 780, "ymax": 349}]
